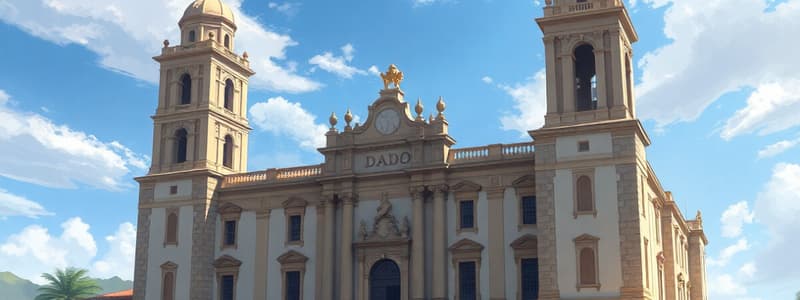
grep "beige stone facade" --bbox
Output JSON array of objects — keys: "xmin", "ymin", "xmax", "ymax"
[{"xmin": 132, "ymin": 0, "xmax": 708, "ymax": 299}]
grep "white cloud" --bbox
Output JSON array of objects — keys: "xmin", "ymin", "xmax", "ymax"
[
  {"xmin": 721, "ymin": 80, "xmax": 800, "ymax": 140},
  {"xmin": 757, "ymin": 137, "xmax": 800, "ymax": 159},
  {"xmin": 267, "ymin": 2, "xmax": 299, "ymax": 17},
  {"xmin": 636, "ymin": 0, "xmax": 800, "ymax": 139},
  {"xmin": 413, "ymin": 0, "xmax": 437, "ymax": 7},
  {"xmin": 249, "ymin": 96, "xmax": 327, "ymax": 150},
  {"xmin": 0, "ymin": 188, "xmax": 52, "ymax": 219},
  {"xmin": 720, "ymin": 201, "xmax": 755, "ymax": 238},
  {"xmin": 498, "ymin": 70, "xmax": 548, "ymax": 136},
  {"xmin": 0, "ymin": 90, "xmax": 147, "ymax": 190},
  {"xmin": 0, "ymin": 217, "xmax": 97, "ymax": 284},
  {"xmin": 708, "ymin": 238, "xmax": 750, "ymax": 267},
  {"xmin": 708, "ymin": 273, "xmax": 748, "ymax": 297},
  {"xmin": 92, "ymin": 222, "xmax": 136, "ymax": 280},
  {"xmin": 739, "ymin": 262, "xmax": 757, "ymax": 279},
  {"xmin": 368, "ymin": 65, "xmax": 380, "ymax": 76},
  {"xmin": 0, "ymin": 0, "xmax": 320, "ymax": 93},
  {"xmin": 753, "ymin": 163, "xmax": 800, "ymax": 280},
  {"xmin": 308, "ymin": 44, "xmax": 368, "ymax": 79},
  {"xmin": 0, "ymin": 217, "xmax": 135, "ymax": 284},
  {"xmin": 481, "ymin": 76, "xmax": 493, "ymax": 84}
]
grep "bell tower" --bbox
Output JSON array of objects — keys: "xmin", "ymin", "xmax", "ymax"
[
  {"xmin": 538, "ymin": 0, "xmax": 638, "ymax": 127},
  {"xmin": 132, "ymin": 1, "xmax": 254, "ymax": 300},
  {"xmin": 150, "ymin": 0, "xmax": 254, "ymax": 175}
]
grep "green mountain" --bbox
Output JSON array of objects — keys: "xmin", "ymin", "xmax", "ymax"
[{"xmin": 0, "ymin": 271, "xmax": 132, "ymax": 300}]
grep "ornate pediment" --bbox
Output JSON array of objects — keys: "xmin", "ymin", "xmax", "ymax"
[
  {"xmin": 217, "ymin": 202, "xmax": 242, "ymax": 215},
  {"xmin": 160, "ymin": 261, "xmax": 178, "ymax": 270},
  {"xmin": 512, "ymin": 175, "xmax": 536, "ymax": 188},
  {"xmin": 282, "ymin": 196, "xmax": 307, "ymax": 208},
  {"xmin": 452, "ymin": 180, "xmax": 482, "ymax": 193},
  {"xmin": 449, "ymin": 238, "xmax": 484, "ymax": 253},
  {"xmin": 510, "ymin": 234, "xmax": 538, "ymax": 250},
  {"xmin": 574, "ymin": 234, "xmax": 600, "ymax": 242},
  {"xmin": 358, "ymin": 193, "xmax": 409, "ymax": 242},
  {"xmin": 213, "ymin": 255, "xmax": 242, "ymax": 268},
  {"xmin": 276, "ymin": 250, "xmax": 309, "ymax": 265}
]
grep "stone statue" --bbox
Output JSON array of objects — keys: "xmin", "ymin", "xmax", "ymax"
[
  {"xmin": 380, "ymin": 64, "xmax": 404, "ymax": 89},
  {"xmin": 359, "ymin": 220, "xmax": 369, "ymax": 240},
  {"xmin": 399, "ymin": 216, "xmax": 409, "ymax": 239},
  {"xmin": 376, "ymin": 192, "xmax": 392, "ymax": 220}
]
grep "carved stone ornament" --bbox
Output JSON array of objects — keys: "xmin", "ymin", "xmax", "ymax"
[
  {"xmin": 380, "ymin": 64, "xmax": 404, "ymax": 90},
  {"xmin": 359, "ymin": 193, "xmax": 408, "ymax": 242}
]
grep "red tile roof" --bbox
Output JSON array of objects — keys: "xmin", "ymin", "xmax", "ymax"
[{"xmin": 87, "ymin": 289, "xmax": 133, "ymax": 300}]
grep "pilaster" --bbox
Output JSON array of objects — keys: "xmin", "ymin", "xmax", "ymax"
[
  {"xmin": 487, "ymin": 186, "xmax": 507, "ymax": 300},
  {"xmin": 410, "ymin": 186, "xmax": 426, "ymax": 300},
  {"xmin": 340, "ymin": 193, "xmax": 356, "ymax": 300},
  {"xmin": 253, "ymin": 209, "xmax": 270, "ymax": 300},
  {"xmin": 432, "ymin": 184, "xmax": 448, "ymax": 299},
  {"xmin": 321, "ymin": 195, "xmax": 335, "ymax": 299}
]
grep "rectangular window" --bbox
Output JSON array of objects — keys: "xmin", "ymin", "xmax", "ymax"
[
  {"xmin": 285, "ymin": 271, "xmax": 300, "ymax": 300},
  {"xmin": 220, "ymin": 275, "xmax": 234, "ymax": 300},
  {"xmin": 460, "ymin": 200, "xmax": 474, "ymax": 229},
  {"xmin": 289, "ymin": 215, "xmax": 302, "ymax": 242},
  {"xmin": 458, "ymin": 261, "xmax": 477, "ymax": 300},
  {"xmin": 578, "ymin": 141, "xmax": 590, "ymax": 152},
  {"xmin": 521, "ymin": 258, "xmax": 539, "ymax": 300},
  {"xmin": 224, "ymin": 220, "xmax": 236, "ymax": 246},
  {"xmin": 522, "ymin": 196, "xmax": 537, "ymax": 225}
]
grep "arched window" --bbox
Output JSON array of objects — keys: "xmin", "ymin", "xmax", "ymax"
[
  {"xmin": 188, "ymin": 30, "xmax": 196, "ymax": 43},
  {"xmin": 579, "ymin": 247, "xmax": 597, "ymax": 285},
  {"xmin": 165, "ymin": 212, "xmax": 178, "ymax": 245},
  {"xmin": 576, "ymin": 175, "xmax": 593, "ymax": 212},
  {"xmin": 574, "ymin": 44, "xmax": 597, "ymax": 111},
  {"xmin": 224, "ymin": 79, "xmax": 234, "ymax": 111},
  {"xmin": 162, "ymin": 271, "xmax": 175, "ymax": 300},
  {"xmin": 223, "ymin": 135, "xmax": 233, "ymax": 168},
  {"xmin": 224, "ymin": 34, "xmax": 231, "ymax": 49},
  {"xmin": 175, "ymin": 129, "xmax": 188, "ymax": 163},
  {"xmin": 180, "ymin": 74, "xmax": 192, "ymax": 105}
]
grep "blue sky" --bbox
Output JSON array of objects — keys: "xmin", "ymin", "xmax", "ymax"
[{"xmin": 1, "ymin": 0, "xmax": 799, "ymax": 298}]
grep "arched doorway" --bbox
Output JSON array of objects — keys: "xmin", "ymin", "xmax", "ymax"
[{"xmin": 369, "ymin": 259, "xmax": 401, "ymax": 300}]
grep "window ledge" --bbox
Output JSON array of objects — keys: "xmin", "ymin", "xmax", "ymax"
[
  {"xmin": 517, "ymin": 224, "xmax": 538, "ymax": 231},
  {"xmin": 457, "ymin": 227, "xmax": 478, "ymax": 235},
  {"xmin": 573, "ymin": 210, "xmax": 597, "ymax": 218},
  {"xmin": 285, "ymin": 240, "xmax": 304, "ymax": 247},
  {"xmin": 576, "ymin": 283, "xmax": 601, "ymax": 291}
]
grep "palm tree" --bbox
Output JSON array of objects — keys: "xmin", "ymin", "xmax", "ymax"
[{"xmin": 35, "ymin": 268, "xmax": 101, "ymax": 300}]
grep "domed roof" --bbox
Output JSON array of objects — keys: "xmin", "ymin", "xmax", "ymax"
[{"xmin": 180, "ymin": 0, "xmax": 236, "ymax": 27}]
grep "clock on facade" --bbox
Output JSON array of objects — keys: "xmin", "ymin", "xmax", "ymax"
[{"xmin": 375, "ymin": 109, "xmax": 401, "ymax": 135}]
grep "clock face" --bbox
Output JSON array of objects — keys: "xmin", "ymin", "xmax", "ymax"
[{"xmin": 375, "ymin": 109, "xmax": 401, "ymax": 135}]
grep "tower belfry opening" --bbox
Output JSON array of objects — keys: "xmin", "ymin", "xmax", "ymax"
[{"xmin": 574, "ymin": 44, "xmax": 596, "ymax": 111}]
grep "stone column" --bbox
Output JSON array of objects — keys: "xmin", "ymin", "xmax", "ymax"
[
  {"xmin": 544, "ymin": 36, "xmax": 558, "ymax": 114},
  {"xmin": 432, "ymin": 184, "xmax": 448, "ymax": 300},
  {"xmin": 561, "ymin": 54, "xmax": 576, "ymax": 113},
  {"xmin": 487, "ymin": 187, "xmax": 506, "ymax": 300},
  {"xmin": 254, "ymin": 209, "xmax": 271, "ymax": 300},
  {"xmin": 340, "ymin": 194, "xmax": 355, "ymax": 300},
  {"xmin": 594, "ymin": 47, "xmax": 608, "ymax": 109},
  {"xmin": 321, "ymin": 197, "xmax": 335, "ymax": 299},
  {"xmin": 410, "ymin": 186, "xmax": 426, "ymax": 300}
]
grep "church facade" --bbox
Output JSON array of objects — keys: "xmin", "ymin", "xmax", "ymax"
[{"xmin": 132, "ymin": 0, "xmax": 709, "ymax": 300}]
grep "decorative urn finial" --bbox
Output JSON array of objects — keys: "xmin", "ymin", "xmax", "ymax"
[
  {"xmin": 436, "ymin": 96, "xmax": 446, "ymax": 119},
  {"xmin": 696, "ymin": 210, "xmax": 703, "ymax": 223},
  {"xmin": 415, "ymin": 98, "xmax": 424, "ymax": 121},
  {"xmin": 344, "ymin": 108, "xmax": 354, "ymax": 129},
  {"xmin": 428, "ymin": 113, "xmax": 435, "ymax": 123},
  {"xmin": 329, "ymin": 112, "xmax": 338, "ymax": 129},
  {"xmin": 243, "ymin": 51, "xmax": 249, "ymax": 59},
  {"xmin": 163, "ymin": 39, "xmax": 170, "ymax": 48},
  {"xmin": 545, "ymin": 0, "xmax": 552, "ymax": 6},
  {"xmin": 380, "ymin": 64, "xmax": 404, "ymax": 90}
]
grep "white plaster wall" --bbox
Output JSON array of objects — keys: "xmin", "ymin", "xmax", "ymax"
[
  {"xmin": 353, "ymin": 197, "xmax": 412, "ymax": 294},
  {"xmin": 213, "ymin": 211, "xmax": 257, "ymax": 300},
  {"xmin": 144, "ymin": 206, "xmax": 193, "ymax": 300},
  {"xmin": 153, "ymin": 180, "xmax": 193, "ymax": 202},
  {"xmin": 556, "ymin": 132, "xmax": 613, "ymax": 161},
  {"xmin": 554, "ymin": 166, "xmax": 623, "ymax": 298},
  {"xmin": 266, "ymin": 207, "xmax": 318, "ymax": 300},
  {"xmin": 446, "ymin": 191, "xmax": 489, "ymax": 299}
]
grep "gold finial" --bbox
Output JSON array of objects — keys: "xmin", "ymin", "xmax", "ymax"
[
  {"xmin": 329, "ymin": 112, "xmax": 338, "ymax": 129},
  {"xmin": 380, "ymin": 64, "xmax": 404, "ymax": 90},
  {"xmin": 436, "ymin": 96, "xmax": 446, "ymax": 119},
  {"xmin": 415, "ymin": 98, "xmax": 424, "ymax": 120},
  {"xmin": 208, "ymin": 31, "xmax": 215, "ymax": 39},
  {"xmin": 344, "ymin": 109, "xmax": 354, "ymax": 129},
  {"xmin": 428, "ymin": 113, "xmax": 435, "ymax": 123},
  {"xmin": 163, "ymin": 39, "xmax": 170, "ymax": 48}
]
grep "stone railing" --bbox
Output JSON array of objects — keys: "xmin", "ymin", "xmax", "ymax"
[
  {"xmin": 159, "ymin": 40, "xmax": 250, "ymax": 68},
  {"xmin": 543, "ymin": 0, "xmax": 623, "ymax": 17},
  {"xmin": 448, "ymin": 142, "xmax": 534, "ymax": 164},
  {"xmin": 223, "ymin": 164, "xmax": 323, "ymax": 187}
]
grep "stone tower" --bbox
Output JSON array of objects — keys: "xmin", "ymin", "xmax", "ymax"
[
  {"xmin": 133, "ymin": 0, "xmax": 254, "ymax": 299},
  {"xmin": 530, "ymin": 1, "xmax": 661, "ymax": 299}
]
